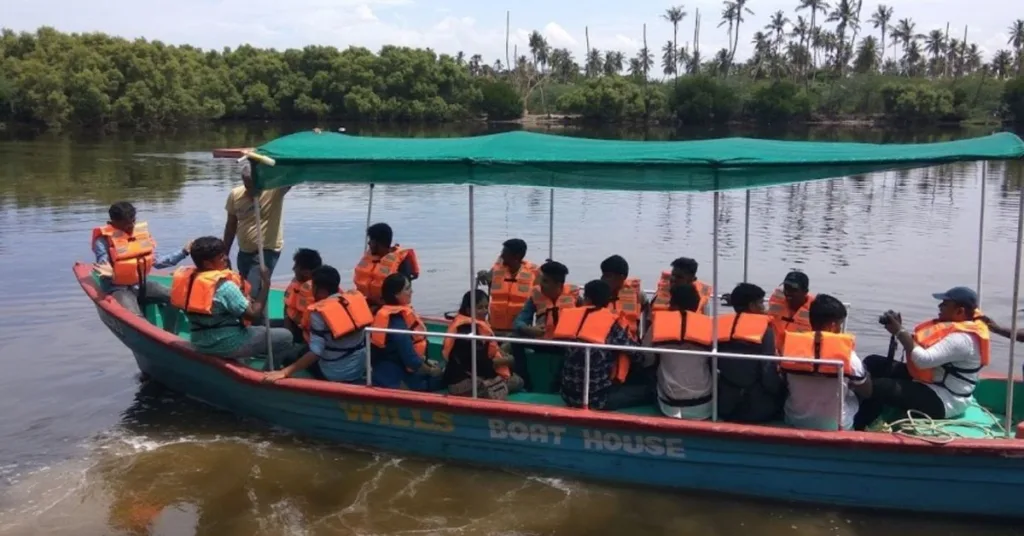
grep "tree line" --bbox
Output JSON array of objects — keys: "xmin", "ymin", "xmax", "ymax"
[{"xmin": 1, "ymin": 8, "xmax": 1024, "ymax": 131}]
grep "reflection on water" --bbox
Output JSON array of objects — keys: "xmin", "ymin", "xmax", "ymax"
[{"xmin": 1, "ymin": 124, "xmax": 1023, "ymax": 535}]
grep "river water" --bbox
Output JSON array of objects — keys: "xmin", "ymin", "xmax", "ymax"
[{"xmin": 1, "ymin": 124, "xmax": 1023, "ymax": 535}]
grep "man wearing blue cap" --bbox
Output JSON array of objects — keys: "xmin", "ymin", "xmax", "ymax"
[{"xmin": 853, "ymin": 286, "xmax": 991, "ymax": 430}]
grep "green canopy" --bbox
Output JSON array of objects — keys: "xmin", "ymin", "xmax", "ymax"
[{"xmin": 249, "ymin": 130, "xmax": 1024, "ymax": 192}]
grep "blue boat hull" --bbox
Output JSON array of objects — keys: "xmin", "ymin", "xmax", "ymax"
[{"xmin": 92, "ymin": 301, "xmax": 1024, "ymax": 519}]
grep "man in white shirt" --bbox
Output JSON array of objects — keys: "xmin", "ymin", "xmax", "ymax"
[
  {"xmin": 854, "ymin": 286, "xmax": 989, "ymax": 430},
  {"xmin": 782, "ymin": 294, "xmax": 871, "ymax": 431}
]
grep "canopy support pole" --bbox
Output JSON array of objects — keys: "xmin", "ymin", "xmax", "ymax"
[
  {"xmin": 711, "ymin": 174, "xmax": 721, "ymax": 422},
  {"xmin": 251, "ymin": 173, "xmax": 274, "ymax": 372},
  {"xmin": 364, "ymin": 184, "xmax": 375, "ymax": 252},
  {"xmin": 743, "ymin": 189, "xmax": 751, "ymax": 282},
  {"xmin": 976, "ymin": 163, "xmax": 986, "ymax": 305},
  {"xmin": 469, "ymin": 185, "xmax": 478, "ymax": 399},
  {"xmin": 548, "ymin": 188, "xmax": 555, "ymax": 260},
  {"xmin": 1003, "ymin": 183, "xmax": 1023, "ymax": 437}
]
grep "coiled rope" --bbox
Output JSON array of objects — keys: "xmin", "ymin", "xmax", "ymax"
[{"xmin": 875, "ymin": 402, "xmax": 1006, "ymax": 444}]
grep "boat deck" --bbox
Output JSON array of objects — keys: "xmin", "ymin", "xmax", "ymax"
[{"xmin": 139, "ymin": 275, "xmax": 1019, "ymax": 440}]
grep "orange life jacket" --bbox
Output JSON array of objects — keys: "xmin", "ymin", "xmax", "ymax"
[
  {"xmin": 303, "ymin": 291, "xmax": 374, "ymax": 345},
  {"xmin": 779, "ymin": 331, "xmax": 856, "ymax": 377},
  {"xmin": 92, "ymin": 222, "xmax": 156, "ymax": 287},
  {"xmin": 353, "ymin": 246, "xmax": 420, "ymax": 304},
  {"xmin": 767, "ymin": 288, "xmax": 815, "ymax": 354},
  {"xmin": 717, "ymin": 313, "xmax": 772, "ymax": 344},
  {"xmin": 369, "ymin": 304, "xmax": 428, "ymax": 360},
  {"xmin": 607, "ymin": 278, "xmax": 643, "ymax": 334},
  {"xmin": 489, "ymin": 258, "xmax": 537, "ymax": 331},
  {"xmin": 284, "ymin": 279, "xmax": 314, "ymax": 325},
  {"xmin": 169, "ymin": 267, "xmax": 252, "ymax": 329},
  {"xmin": 652, "ymin": 273, "xmax": 713, "ymax": 314},
  {"xmin": 907, "ymin": 319, "xmax": 990, "ymax": 395},
  {"xmin": 532, "ymin": 284, "xmax": 580, "ymax": 339},
  {"xmin": 651, "ymin": 309, "xmax": 714, "ymax": 347},
  {"xmin": 553, "ymin": 306, "xmax": 631, "ymax": 383},
  {"xmin": 442, "ymin": 314, "xmax": 509, "ymax": 378}
]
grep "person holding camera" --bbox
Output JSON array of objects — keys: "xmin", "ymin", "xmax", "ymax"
[{"xmin": 853, "ymin": 287, "xmax": 991, "ymax": 431}]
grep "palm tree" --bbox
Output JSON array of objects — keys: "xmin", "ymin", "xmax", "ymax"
[
  {"xmin": 853, "ymin": 35, "xmax": 879, "ymax": 73},
  {"xmin": 587, "ymin": 48, "xmax": 603, "ymax": 77},
  {"xmin": 637, "ymin": 45, "xmax": 655, "ymax": 77},
  {"xmin": 766, "ymin": 10, "xmax": 789, "ymax": 57},
  {"xmin": 1008, "ymin": 20, "xmax": 1024, "ymax": 75},
  {"xmin": 826, "ymin": 0, "xmax": 860, "ymax": 74},
  {"xmin": 468, "ymin": 54, "xmax": 482, "ymax": 76},
  {"xmin": 992, "ymin": 49, "xmax": 1014, "ymax": 79},
  {"xmin": 868, "ymin": 4, "xmax": 893, "ymax": 63},
  {"xmin": 603, "ymin": 50, "xmax": 624, "ymax": 75},
  {"xmin": 549, "ymin": 48, "xmax": 575, "ymax": 82},
  {"xmin": 795, "ymin": 0, "xmax": 829, "ymax": 69},
  {"xmin": 628, "ymin": 57, "xmax": 644, "ymax": 78},
  {"xmin": 924, "ymin": 29, "xmax": 946, "ymax": 77},
  {"xmin": 528, "ymin": 31, "xmax": 550, "ymax": 70},
  {"xmin": 890, "ymin": 18, "xmax": 919, "ymax": 74},
  {"xmin": 718, "ymin": 3, "xmax": 736, "ymax": 61},
  {"xmin": 662, "ymin": 5, "xmax": 687, "ymax": 82},
  {"xmin": 662, "ymin": 40, "xmax": 678, "ymax": 76},
  {"xmin": 724, "ymin": 0, "xmax": 754, "ymax": 66}
]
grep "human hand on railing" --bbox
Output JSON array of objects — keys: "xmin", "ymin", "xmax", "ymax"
[{"xmin": 262, "ymin": 370, "xmax": 289, "ymax": 383}]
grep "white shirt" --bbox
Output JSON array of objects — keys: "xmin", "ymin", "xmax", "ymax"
[
  {"xmin": 908, "ymin": 332, "xmax": 982, "ymax": 418},
  {"xmin": 784, "ymin": 350, "xmax": 866, "ymax": 431},
  {"xmin": 655, "ymin": 342, "xmax": 713, "ymax": 421}
]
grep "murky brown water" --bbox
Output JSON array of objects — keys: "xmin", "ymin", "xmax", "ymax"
[{"xmin": 1, "ymin": 125, "xmax": 1024, "ymax": 535}]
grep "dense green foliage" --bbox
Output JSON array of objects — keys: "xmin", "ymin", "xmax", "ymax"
[
  {"xmin": 1, "ymin": 20, "xmax": 1023, "ymax": 130},
  {"xmin": 1006, "ymin": 77, "xmax": 1024, "ymax": 124}
]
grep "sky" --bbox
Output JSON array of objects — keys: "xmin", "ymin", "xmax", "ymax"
[{"xmin": 4, "ymin": 0, "xmax": 1018, "ymax": 66}]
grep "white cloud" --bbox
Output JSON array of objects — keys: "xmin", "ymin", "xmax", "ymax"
[{"xmin": 543, "ymin": 22, "xmax": 578, "ymax": 47}]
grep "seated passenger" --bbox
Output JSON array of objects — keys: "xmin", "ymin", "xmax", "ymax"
[
  {"xmin": 263, "ymin": 265, "xmax": 373, "ymax": 384},
  {"xmin": 278, "ymin": 248, "xmax": 322, "ymax": 343},
  {"xmin": 170, "ymin": 236, "xmax": 299, "ymax": 362},
  {"xmin": 717, "ymin": 283, "xmax": 786, "ymax": 423},
  {"xmin": 854, "ymin": 287, "xmax": 989, "ymax": 430},
  {"xmin": 510, "ymin": 260, "xmax": 581, "ymax": 391},
  {"xmin": 354, "ymin": 222, "xmax": 420, "ymax": 307},
  {"xmin": 442, "ymin": 289, "xmax": 524, "ymax": 399},
  {"xmin": 476, "ymin": 238, "xmax": 537, "ymax": 332},
  {"xmin": 92, "ymin": 201, "xmax": 191, "ymax": 326},
  {"xmin": 767, "ymin": 271, "xmax": 815, "ymax": 354},
  {"xmin": 780, "ymin": 294, "xmax": 870, "ymax": 431},
  {"xmin": 555, "ymin": 280, "xmax": 650, "ymax": 410},
  {"xmin": 644, "ymin": 283, "xmax": 715, "ymax": 420},
  {"xmin": 652, "ymin": 257, "xmax": 713, "ymax": 314},
  {"xmin": 600, "ymin": 254, "xmax": 646, "ymax": 337},
  {"xmin": 369, "ymin": 273, "xmax": 443, "ymax": 390}
]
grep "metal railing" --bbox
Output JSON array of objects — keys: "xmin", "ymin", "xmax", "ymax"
[{"xmin": 362, "ymin": 326, "xmax": 848, "ymax": 431}]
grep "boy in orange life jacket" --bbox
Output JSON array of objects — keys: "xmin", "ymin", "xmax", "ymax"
[
  {"xmin": 557, "ymin": 280, "xmax": 651, "ymax": 410},
  {"xmin": 475, "ymin": 238, "xmax": 537, "ymax": 332},
  {"xmin": 354, "ymin": 223, "xmax": 419, "ymax": 307},
  {"xmin": 263, "ymin": 265, "xmax": 371, "ymax": 384},
  {"xmin": 599, "ymin": 255, "xmax": 648, "ymax": 339},
  {"xmin": 511, "ymin": 260, "xmax": 582, "ymax": 391},
  {"xmin": 643, "ymin": 283, "xmax": 714, "ymax": 420},
  {"xmin": 716, "ymin": 283, "xmax": 786, "ymax": 423},
  {"xmin": 174, "ymin": 236, "xmax": 299, "ymax": 363},
  {"xmin": 275, "ymin": 248, "xmax": 322, "ymax": 343},
  {"xmin": 768, "ymin": 271, "xmax": 815, "ymax": 353},
  {"xmin": 854, "ymin": 286, "xmax": 989, "ymax": 430},
  {"xmin": 92, "ymin": 201, "xmax": 192, "ymax": 324},
  {"xmin": 652, "ymin": 257, "xmax": 714, "ymax": 314},
  {"xmin": 782, "ymin": 294, "xmax": 870, "ymax": 431}
]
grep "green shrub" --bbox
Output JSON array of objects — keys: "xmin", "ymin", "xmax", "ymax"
[
  {"xmin": 1004, "ymin": 77, "xmax": 1024, "ymax": 124},
  {"xmin": 744, "ymin": 80, "xmax": 811, "ymax": 124},
  {"xmin": 668, "ymin": 76, "xmax": 738, "ymax": 125},
  {"xmin": 477, "ymin": 79, "xmax": 522, "ymax": 121}
]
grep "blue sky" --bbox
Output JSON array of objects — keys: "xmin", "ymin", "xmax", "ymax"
[{"xmin": 5, "ymin": 0, "xmax": 1015, "ymax": 66}]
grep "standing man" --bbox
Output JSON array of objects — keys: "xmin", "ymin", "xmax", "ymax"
[{"xmin": 222, "ymin": 163, "xmax": 290, "ymax": 312}]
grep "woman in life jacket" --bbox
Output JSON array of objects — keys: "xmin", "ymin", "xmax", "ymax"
[
  {"xmin": 369, "ymin": 273, "xmax": 444, "ymax": 390},
  {"xmin": 170, "ymin": 236, "xmax": 299, "ymax": 362},
  {"xmin": 263, "ymin": 265, "xmax": 373, "ymax": 384},
  {"xmin": 442, "ymin": 289, "xmax": 524, "ymax": 399},
  {"xmin": 854, "ymin": 286, "xmax": 990, "ymax": 430},
  {"xmin": 716, "ymin": 282, "xmax": 787, "ymax": 423}
]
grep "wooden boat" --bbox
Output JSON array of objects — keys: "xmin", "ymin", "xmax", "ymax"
[
  {"xmin": 78, "ymin": 131, "xmax": 1024, "ymax": 518},
  {"xmin": 211, "ymin": 147, "xmax": 253, "ymax": 159}
]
